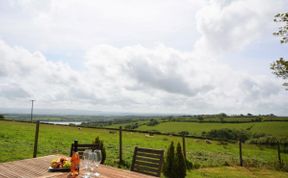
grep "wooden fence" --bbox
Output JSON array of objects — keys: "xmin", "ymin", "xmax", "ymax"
[{"xmin": 33, "ymin": 121, "xmax": 285, "ymax": 168}]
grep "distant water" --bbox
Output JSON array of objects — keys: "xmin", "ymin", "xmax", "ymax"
[{"xmin": 42, "ymin": 121, "xmax": 82, "ymax": 126}]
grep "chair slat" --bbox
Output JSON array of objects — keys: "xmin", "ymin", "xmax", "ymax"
[
  {"xmin": 133, "ymin": 165, "xmax": 159, "ymax": 176},
  {"xmin": 135, "ymin": 156, "xmax": 161, "ymax": 164},
  {"xmin": 137, "ymin": 148, "xmax": 163, "ymax": 154},
  {"xmin": 134, "ymin": 161, "xmax": 160, "ymax": 168},
  {"xmin": 136, "ymin": 152, "xmax": 162, "ymax": 159},
  {"xmin": 131, "ymin": 147, "xmax": 164, "ymax": 177}
]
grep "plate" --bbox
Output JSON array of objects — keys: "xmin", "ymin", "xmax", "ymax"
[{"xmin": 48, "ymin": 166, "xmax": 70, "ymax": 172}]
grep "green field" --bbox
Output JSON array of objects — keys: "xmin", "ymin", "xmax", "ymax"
[
  {"xmin": 1, "ymin": 120, "xmax": 288, "ymax": 177},
  {"xmin": 188, "ymin": 166, "xmax": 288, "ymax": 178},
  {"xmin": 106, "ymin": 121, "xmax": 288, "ymax": 137}
]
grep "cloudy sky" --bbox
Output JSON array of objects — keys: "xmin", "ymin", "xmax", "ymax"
[{"xmin": 0, "ymin": 0, "xmax": 287, "ymax": 115}]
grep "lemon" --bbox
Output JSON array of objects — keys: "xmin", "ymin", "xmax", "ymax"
[{"xmin": 63, "ymin": 161, "xmax": 71, "ymax": 168}]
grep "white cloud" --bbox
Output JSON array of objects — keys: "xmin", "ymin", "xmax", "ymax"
[
  {"xmin": 0, "ymin": 0, "xmax": 287, "ymax": 115},
  {"xmin": 0, "ymin": 0, "xmax": 203, "ymax": 52},
  {"xmin": 0, "ymin": 40, "xmax": 287, "ymax": 114},
  {"xmin": 194, "ymin": 0, "xmax": 285, "ymax": 56}
]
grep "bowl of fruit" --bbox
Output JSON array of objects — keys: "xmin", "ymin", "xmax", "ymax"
[{"xmin": 48, "ymin": 157, "xmax": 71, "ymax": 172}]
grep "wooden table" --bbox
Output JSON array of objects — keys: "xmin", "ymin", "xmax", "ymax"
[{"xmin": 0, "ymin": 155, "xmax": 157, "ymax": 178}]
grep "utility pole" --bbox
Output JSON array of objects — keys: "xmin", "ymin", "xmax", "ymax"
[{"xmin": 31, "ymin": 100, "xmax": 35, "ymax": 122}]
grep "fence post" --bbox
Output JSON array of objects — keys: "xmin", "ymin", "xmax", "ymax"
[
  {"xmin": 239, "ymin": 139, "xmax": 243, "ymax": 166},
  {"xmin": 182, "ymin": 135, "xmax": 186, "ymax": 160},
  {"xmin": 119, "ymin": 126, "xmax": 123, "ymax": 164},
  {"xmin": 277, "ymin": 141, "xmax": 282, "ymax": 168},
  {"xmin": 33, "ymin": 120, "xmax": 40, "ymax": 158}
]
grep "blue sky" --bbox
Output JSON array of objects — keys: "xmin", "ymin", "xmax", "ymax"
[{"xmin": 0, "ymin": 0, "xmax": 287, "ymax": 115}]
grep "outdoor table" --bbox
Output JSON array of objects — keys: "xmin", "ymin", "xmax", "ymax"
[{"xmin": 0, "ymin": 155, "xmax": 157, "ymax": 178}]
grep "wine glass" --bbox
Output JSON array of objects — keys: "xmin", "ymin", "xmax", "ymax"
[
  {"xmin": 82, "ymin": 149, "xmax": 92, "ymax": 178},
  {"xmin": 88, "ymin": 151, "xmax": 96, "ymax": 177},
  {"xmin": 93, "ymin": 150, "xmax": 102, "ymax": 177}
]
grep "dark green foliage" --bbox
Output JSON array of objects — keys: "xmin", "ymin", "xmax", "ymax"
[
  {"xmin": 146, "ymin": 119, "xmax": 159, "ymax": 126},
  {"xmin": 175, "ymin": 143, "xmax": 186, "ymax": 178},
  {"xmin": 272, "ymin": 12, "xmax": 288, "ymax": 90},
  {"xmin": 185, "ymin": 159, "xmax": 193, "ymax": 170},
  {"xmin": 273, "ymin": 12, "xmax": 288, "ymax": 44},
  {"xmin": 0, "ymin": 114, "xmax": 4, "ymax": 120},
  {"xmin": 249, "ymin": 136, "xmax": 288, "ymax": 148},
  {"xmin": 178, "ymin": 131, "xmax": 189, "ymax": 136},
  {"xmin": 271, "ymin": 58, "xmax": 288, "ymax": 80},
  {"xmin": 218, "ymin": 113, "xmax": 227, "ymax": 117},
  {"xmin": 163, "ymin": 142, "xmax": 175, "ymax": 178},
  {"xmin": 252, "ymin": 117, "xmax": 263, "ymax": 122},
  {"xmin": 203, "ymin": 128, "xmax": 251, "ymax": 142},
  {"xmin": 163, "ymin": 142, "xmax": 187, "ymax": 178},
  {"xmin": 197, "ymin": 116, "xmax": 204, "ymax": 122},
  {"xmin": 93, "ymin": 136, "xmax": 106, "ymax": 164},
  {"xmin": 124, "ymin": 123, "xmax": 138, "ymax": 130}
]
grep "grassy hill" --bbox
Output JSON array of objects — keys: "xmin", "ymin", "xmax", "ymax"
[
  {"xmin": 135, "ymin": 121, "xmax": 288, "ymax": 137},
  {"xmin": 0, "ymin": 120, "xmax": 287, "ymax": 177}
]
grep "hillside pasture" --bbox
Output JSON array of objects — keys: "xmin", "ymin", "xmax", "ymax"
[
  {"xmin": 0, "ymin": 120, "xmax": 288, "ymax": 178},
  {"xmin": 134, "ymin": 121, "xmax": 288, "ymax": 137}
]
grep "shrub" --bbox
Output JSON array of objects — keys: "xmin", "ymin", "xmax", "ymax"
[
  {"xmin": 202, "ymin": 128, "xmax": 251, "ymax": 142},
  {"xmin": 0, "ymin": 114, "xmax": 4, "ymax": 120},
  {"xmin": 163, "ymin": 142, "xmax": 175, "ymax": 178},
  {"xmin": 192, "ymin": 162, "xmax": 201, "ymax": 169},
  {"xmin": 163, "ymin": 142, "xmax": 187, "ymax": 178},
  {"xmin": 124, "ymin": 123, "xmax": 138, "ymax": 130},
  {"xmin": 146, "ymin": 119, "xmax": 160, "ymax": 126},
  {"xmin": 93, "ymin": 136, "xmax": 106, "ymax": 164},
  {"xmin": 249, "ymin": 136, "xmax": 279, "ymax": 146},
  {"xmin": 185, "ymin": 160, "xmax": 193, "ymax": 170},
  {"xmin": 175, "ymin": 143, "xmax": 186, "ymax": 178}
]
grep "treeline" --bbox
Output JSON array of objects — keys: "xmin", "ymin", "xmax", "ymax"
[
  {"xmin": 81, "ymin": 118, "xmax": 161, "ymax": 129},
  {"xmin": 82, "ymin": 114, "xmax": 288, "ymax": 129},
  {"xmin": 4, "ymin": 113, "xmax": 288, "ymax": 124},
  {"xmin": 163, "ymin": 114, "xmax": 288, "ymax": 123},
  {"xmin": 0, "ymin": 114, "xmax": 5, "ymax": 120},
  {"xmin": 201, "ymin": 128, "xmax": 288, "ymax": 152}
]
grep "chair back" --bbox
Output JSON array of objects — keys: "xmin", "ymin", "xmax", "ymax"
[
  {"xmin": 70, "ymin": 140, "xmax": 100, "ymax": 158},
  {"xmin": 131, "ymin": 147, "xmax": 164, "ymax": 177}
]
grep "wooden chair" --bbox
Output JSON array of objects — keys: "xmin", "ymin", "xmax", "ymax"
[
  {"xmin": 131, "ymin": 147, "xmax": 164, "ymax": 177},
  {"xmin": 70, "ymin": 140, "xmax": 100, "ymax": 158}
]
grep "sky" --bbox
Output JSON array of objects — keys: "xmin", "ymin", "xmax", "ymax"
[{"xmin": 0, "ymin": 0, "xmax": 287, "ymax": 115}]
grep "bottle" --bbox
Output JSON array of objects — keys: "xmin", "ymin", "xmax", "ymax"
[{"xmin": 70, "ymin": 141, "xmax": 80, "ymax": 177}]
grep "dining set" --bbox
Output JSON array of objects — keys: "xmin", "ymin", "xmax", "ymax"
[{"xmin": 0, "ymin": 142, "xmax": 164, "ymax": 178}]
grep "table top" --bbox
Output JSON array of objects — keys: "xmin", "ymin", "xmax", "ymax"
[{"xmin": 0, "ymin": 155, "xmax": 157, "ymax": 178}]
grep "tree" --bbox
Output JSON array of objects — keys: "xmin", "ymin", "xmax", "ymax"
[
  {"xmin": 273, "ymin": 12, "xmax": 288, "ymax": 44},
  {"xmin": 163, "ymin": 142, "xmax": 187, "ymax": 178},
  {"xmin": 163, "ymin": 142, "xmax": 175, "ymax": 178},
  {"xmin": 146, "ymin": 119, "xmax": 160, "ymax": 126},
  {"xmin": 175, "ymin": 143, "xmax": 187, "ymax": 178},
  {"xmin": 0, "ymin": 114, "xmax": 4, "ymax": 120},
  {"xmin": 197, "ymin": 116, "xmax": 204, "ymax": 122},
  {"xmin": 271, "ymin": 12, "xmax": 288, "ymax": 90},
  {"xmin": 124, "ymin": 122, "xmax": 139, "ymax": 130},
  {"xmin": 247, "ymin": 113, "xmax": 253, "ymax": 117}
]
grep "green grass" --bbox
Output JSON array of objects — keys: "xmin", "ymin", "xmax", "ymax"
[
  {"xmin": 134, "ymin": 121, "xmax": 288, "ymax": 137},
  {"xmin": 1, "ymin": 120, "xmax": 288, "ymax": 178},
  {"xmin": 187, "ymin": 166, "xmax": 288, "ymax": 178}
]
